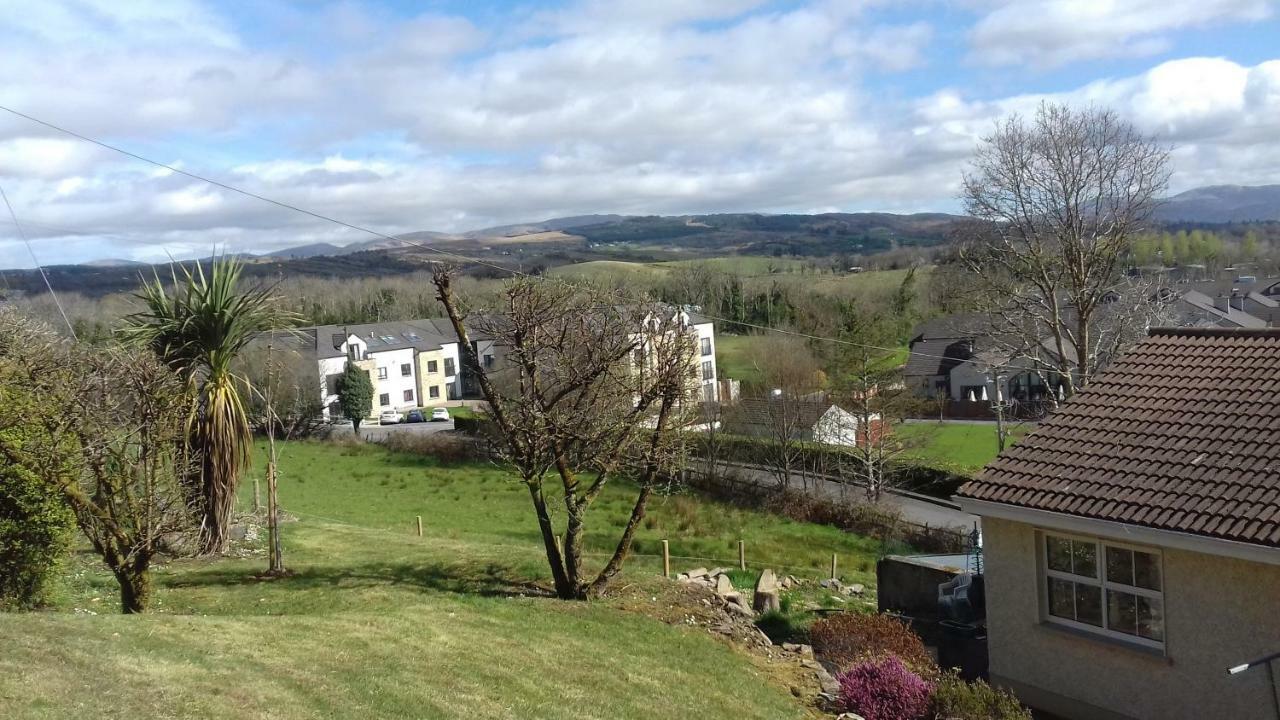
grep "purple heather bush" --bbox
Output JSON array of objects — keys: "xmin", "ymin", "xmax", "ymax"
[{"xmin": 837, "ymin": 655, "xmax": 933, "ymax": 720}]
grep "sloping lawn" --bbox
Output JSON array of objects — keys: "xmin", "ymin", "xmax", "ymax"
[
  {"xmin": 898, "ymin": 421, "xmax": 1033, "ymax": 474},
  {"xmin": 0, "ymin": 440, "xmax": 882, "ymax": 719}
]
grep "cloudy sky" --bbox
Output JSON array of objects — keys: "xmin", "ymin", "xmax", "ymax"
[{"xmin": 1, "ymin": 0, "xmax": 1279, "ymax": 268}]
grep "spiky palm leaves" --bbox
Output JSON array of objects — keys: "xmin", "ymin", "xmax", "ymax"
[{"xmin": 121, "ymin": 256, "xmax": 296, "ymax": 554}]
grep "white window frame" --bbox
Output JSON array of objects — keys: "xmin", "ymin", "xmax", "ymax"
[
  {"xmin": 1038, "ymin": 530, "xmax": 1165, "ymax": 650},
  {"xmin": 377, "ymin": 367, "xmax": 388, "ymax": 380},
  {"xmin": 378, "ymin": 393, "xmax": 390, "ymax": 407},
  {"xmin": 401, "ymin": 363, "xmax": 412, "ymax": 377}
]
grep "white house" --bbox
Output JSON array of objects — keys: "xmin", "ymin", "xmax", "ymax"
[{"xmin": 298, "ymin": 311, "xmax": 717, "ymax": 421}]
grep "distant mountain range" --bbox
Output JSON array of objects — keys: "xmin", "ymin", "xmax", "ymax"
[
  {"xmin": 7, "ymin": 185, "xmax": 1280, "ymax": 273},
  {"xmin": 1154, "ymin": 184, "xmax": 1280, "ymax": 223}
]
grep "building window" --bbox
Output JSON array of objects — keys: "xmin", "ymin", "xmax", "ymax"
[
  {"xmin": 377, "ymin": 367, "xmax": 388, "ymax": 380},
  {"xmin": 429, "ymin": 386, "xmax": 440, "ymax": 399},
  {"xmin": 401, "ymin": 363, "xmax": 412, "ymax": 377},
  {"xmin": 403, "ymin": 389, "xmax": 414, "ymax": 403},
  {"xmin": 427, "ymin": 360, "xmax": 439, "ymax": 373},
  {"xmin": 701, "ymin": 360, "xmax": 714, "ymax": 381},
  {"xmin": 702, "ymin": 383, "xmax": 716, "ymax": 402},
  {"xmin": 700, "ymin": 337, "xmax": 712, "ymax": 356},
  {"xmin": 347, "ymin": 345, "xmax": 359, "ymax": 361},
  {"xmin": 483, "ymin": 354, "xmax": 495, "ymax": 369},
  {"xmin": 444, "ymin": 358, "xmax": 455, "ymax": 376},
  {"xmin": 379, "ymin": 393, "xmax": 390, "ymax": 407},
  {"xmin": 1042, "ymin": 532, "xmax": 1164, "ymax": 647}
]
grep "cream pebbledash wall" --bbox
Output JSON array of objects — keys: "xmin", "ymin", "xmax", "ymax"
[{"xmin": 983, "ymin": 516, "xmax": 1280, "ymax": 720}]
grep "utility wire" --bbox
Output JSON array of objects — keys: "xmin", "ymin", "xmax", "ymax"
[
  {"xmin": 0, "ymin": 103, "xmax": 1057, "ymax": 377},
  {"xmin": 0, "ymin": 182, "xmax": 77, "ymax": 339}
]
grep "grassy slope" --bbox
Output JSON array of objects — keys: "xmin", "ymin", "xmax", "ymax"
[
  {"xmin": 0, "ymin": 440, "xmax": 886, "ymax": 720},
  {"xmin": 897, "ymin": 422, "xmax": 1033, "ymax": 473}
]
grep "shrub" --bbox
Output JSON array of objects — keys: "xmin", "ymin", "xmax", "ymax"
[
  {"xmin": 0, "ymin": 461, "xmax": 74, "ymax": 610},
  {"xmin": 929, "ymin": 672, "xmax": 1031, "ymax": 720},
  {"xmin": 380, "ymin": 432, "xmax": 477, "ymax": 464},
  {"xmin": 810, "ymin": 612, "xmax": 935, "ymax": 675},
  {"xmin": 837, "ymin": 655, "xmax": 933, "ymax": 720}
]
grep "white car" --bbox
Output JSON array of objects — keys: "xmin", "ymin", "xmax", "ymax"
[
  {"xmin": 430, "ymin": 407, "xmax": 451, "ymax": 422},
  {"xmin": 379, "ymin": 410, "xmax": 402, "ymax": 425}
]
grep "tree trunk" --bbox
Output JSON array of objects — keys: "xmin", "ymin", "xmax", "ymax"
[
  {"xmin": 587, "ymin": 485, "xmax": 653, "ymax": 598},
  {"xmin": 114, "ymin": 557, "xmax": 152, "ymax": 614},
  {"xmin": 526, "ymin": 482, "xmax": 574, "ymax": 599},
  {"xmin": 562, "ymin": 504, "xmax": 587, "ymax": 599}
]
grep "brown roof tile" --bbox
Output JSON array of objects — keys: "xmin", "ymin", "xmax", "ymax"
[{"xmin": 958, "ymin": 327, "xmax": 1280, "ymax": 548}]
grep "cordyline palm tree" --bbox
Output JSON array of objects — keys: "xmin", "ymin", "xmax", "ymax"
[{"xmin": 121, "ymin": 255, "xmax": 297, "ymax": 555}]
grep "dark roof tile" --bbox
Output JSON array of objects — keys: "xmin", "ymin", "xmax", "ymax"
[{"xmin": 959, "ymin": 327, "xmax": 1280, "ymax": 549}]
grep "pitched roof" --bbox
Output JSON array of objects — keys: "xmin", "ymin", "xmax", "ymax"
[
  {"xmin": 308, "ymin": 319, "xmax": 457, "ymax": 358},
  {"xmin": 958, "ymin": 327, "xmax": 1280, "ymax": 548},
  {"xmin": 904, "ymin": 338, "xmax": 974, "ymax": 378},
  {"xmin": 729, "ymin": 398, "xmax": 836, "ymax": 434}
]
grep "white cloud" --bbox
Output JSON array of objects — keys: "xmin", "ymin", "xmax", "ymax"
[
  {"xmin": 0, "ymin": 1, "xmax": 1278, "ymax": 268},
  {"xmin": 969, "ymin": 0, "xmax": 1275, "ymax": 68}
]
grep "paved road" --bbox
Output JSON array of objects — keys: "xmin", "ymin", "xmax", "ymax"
[{"xmin": 693, "ymin": 459, "xmax": 979, "ymax": 531}]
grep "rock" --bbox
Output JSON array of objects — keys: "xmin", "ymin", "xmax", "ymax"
[
  {"xmin": 814, "ymin": 663, "xmax": 842, "ymax": 696},
  {"xmin": 686, "ymin": 567, "xmax": 708, "ymax": 579},
  {"xmin": 835, "ymin": 714, "xmax": 866, "ymax": 720},
  {"xmin": 782, "ymin": 643, "xmax": 814, "ymax": 658},
  {"xmin": 228, "ymin": 523, "xmax": 250, "ymax": 541},
  {"xmin": 708, "ymin": 567, "xmax": 729, "ymax": 577},
  {"xmin": 753, "ymin": 589, "xmax": 781, "ymax": 614},
  {"xmin": 790, "ymin": 686, "xmax": 803, "ymax": 698},
  {"xmin": 819, "ymin": 578, "xmax": 842, "ymax": 591},
  {"xmin": 676, "ymin": 573, "xmax": 691, "ymax": 582},
  {"xmin": 724, "ymin": 600, "xmax": 755, "ymax": 618},
  {"xmin": 723, "ymin": 591, "xmax": 745, "ymax": 606},
  {"xmin": 714, "ymin": 573, "xmax": 734, "ymax": 596},
  {"xmin": 752, "ymin": 568, "xmax": 781, "ymax": 614},
  {"xmin": 844, "ymin": 583, "xmax": 865, "ymax": 596}
]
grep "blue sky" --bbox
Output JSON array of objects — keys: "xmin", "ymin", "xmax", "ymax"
[{"xmin": 1, "ymin": 0, "xmax": 1279, "ymax": 267}]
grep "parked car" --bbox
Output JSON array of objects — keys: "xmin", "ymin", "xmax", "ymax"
[
  {"xmin": 430, "ymin": 407, "xmax": 451, "ymax": 422},
  {"xmin": 379, "ymin": 410, "xmax": 402, "ymax": 425},
  {"xmin": 405, "ymin": 409, "xmax": 425, "ymax": 423}
]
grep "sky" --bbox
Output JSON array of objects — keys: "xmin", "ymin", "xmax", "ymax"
[{"xmin": 1, "ymin": 0, "xmax": 1279, "ymax": 268}]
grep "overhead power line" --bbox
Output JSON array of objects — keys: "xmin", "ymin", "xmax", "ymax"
[
  {"xmin": 0, "ymin": 103, "xmax": 1055, "ymax": 377},
  {"xmin": 0, "ymin": 182, "xmax": 77, "ymax": 339}
]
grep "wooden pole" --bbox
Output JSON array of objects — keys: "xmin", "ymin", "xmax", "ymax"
[
  {"xmin": 738, "ymin": 539, "xmax": 746, "ymax": 571},
  {"xmin": 661, "ymin": 539, "xmax": 670, "ymax": 578},
  {"xmin": 830, "ymin": 553, "xmax": 838, "ymax": 581},
  {"xmin": 415, "ymin": 515, "xmax": 423, "ymax": 537}
]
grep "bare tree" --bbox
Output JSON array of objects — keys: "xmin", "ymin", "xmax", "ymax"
[
  {"xmin": 827, "ymin": 348, "xmax": 921, "ymax": 503},
  {"xmin": 0, "ymin": 311, "xmax": 194, "ymax": 613},
  {"xmin": 959, "ymin": 102, "xmax": 1172, "ymax": 395},
  {"xmin": 432, "ymin": 270, "xmax": 699, "ymax": 600},
  {"xmin": 746, "ymin": 335, "xmax": 825, "ymax": 491}
]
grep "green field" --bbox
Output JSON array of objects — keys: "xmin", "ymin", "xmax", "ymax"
[
  {"xmin": 898, "ymin": 421, "xmax": 1033, "ymax": 473},
  {"xmin": 1, "ymin": 440, "xmax": 883, "ymax": 719}
]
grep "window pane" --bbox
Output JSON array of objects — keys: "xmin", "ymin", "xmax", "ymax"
[
  {"xmin": 1047, "ymin": 536, "xmax": 1072, "ymax": 573},
  {"xmin": 1076, "ymin": 584, "xmax": 1102, "ymax": 627},
  {"xmin": 1072, "ymin": 540, "xmax": 1098, "ymax": 578},
  {"xmin": 1107, "ymin": 590, "xmax": 1138, "ymax": 636},
  {"xmin": 1137, "ymin": 596, "xmax": 1165, "ymax": 641},
  {"xmin": 1106, "ymin": 546, "xmax": 1134, "ymax": 586},
  {"xmin": 1048, "ymin": 577, "xmax": 1075, "ymax": 619},
  {"xmin": 1133, "ymin": 551, "xmax": 1162, "ymax": 591}
]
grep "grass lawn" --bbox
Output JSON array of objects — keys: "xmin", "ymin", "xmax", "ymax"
[
  {"xmin": 715, "ymin": 334, "xmax": 765, "ymax": 386},
  {"xmin": 897, "ymin": 421, "xmax": 1034, "ymax": 474},
  {"xmin": 0, "ymin": 440, "xmax": 883, "ymax": 719}
]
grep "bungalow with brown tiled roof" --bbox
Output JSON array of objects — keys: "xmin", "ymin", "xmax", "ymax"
[{"xmin": 956, "ymin": 327, "xmax": 1280, "ymax": 720}]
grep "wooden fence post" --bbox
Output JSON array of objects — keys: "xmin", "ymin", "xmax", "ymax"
[
  {"xmin": 738, "ymin": 539, "xmax": 746, "ymax": 571},
  {"xmin": 661, "ymin": 539, "xmax": 671, "ymax": 578},
  {"xmin": 830, "ymin": 553, "xmax": 838, "ymax": 580},
  {"xmin": 253, "ymin": 477, "xmax": 262, "ymax": 513},
  {"xmin": 415, "ymin": 516, "xmax": 423, "ymax": 537}
]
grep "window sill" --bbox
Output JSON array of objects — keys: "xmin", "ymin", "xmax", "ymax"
[{"xmin": 1036, "ymin": 621, "xmax": 1170, "ymax": 663}]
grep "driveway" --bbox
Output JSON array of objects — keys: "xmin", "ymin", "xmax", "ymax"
[{"xmin": 693, "ymin": 459, "xmax": 979, "ymax": 532}]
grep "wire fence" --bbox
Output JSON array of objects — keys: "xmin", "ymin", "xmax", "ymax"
[{"xmin": 283, "ymin": 508, "xmax": 856, "ymax": 580}]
